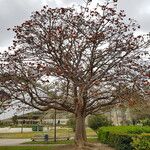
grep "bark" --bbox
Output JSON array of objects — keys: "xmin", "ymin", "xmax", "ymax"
[
  {"xmin": 74, "ymin": 111, "xmax": 103, "ymax": 150},
  {"xmin": 75, "ymin": 111, "xmax": 87, "ymax": 149}
]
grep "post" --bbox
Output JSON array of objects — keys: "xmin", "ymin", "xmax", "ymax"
[
  {"xmin": 54, "ymin": 108, "xmax": 57, "ymax": 142},
  {"xmin": 21, "ymin": 108, "xmax": 25, "ymax": 133}
]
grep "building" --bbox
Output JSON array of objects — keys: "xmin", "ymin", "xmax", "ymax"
[{"xmin": 1, "ymin": 110, "xmax": 70, "ymax": 126}]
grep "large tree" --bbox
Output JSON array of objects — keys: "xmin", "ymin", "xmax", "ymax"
[{"xmin": 0, "ymin": 1, "xmax": 150, "ymax": 149}]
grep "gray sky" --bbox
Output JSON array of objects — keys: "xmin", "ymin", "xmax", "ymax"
[{"xmin": 0, "ymin": 0, "xmax": 150, "ymax": 49}]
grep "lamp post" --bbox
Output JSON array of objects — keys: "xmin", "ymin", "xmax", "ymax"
[
  {"xmin": 53, "ymin": 89, "xmax": 59, "ymax": 142},
  {"xmin": 21, "ymin": 107, "xmax": 25, "ymax": 133},
  {"xmin": 54, "ymin": 108, "xmax": 57, "ymax": 142}
]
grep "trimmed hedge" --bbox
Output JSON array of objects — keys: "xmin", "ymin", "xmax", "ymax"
[
  {"xmin": 132, "ymin": 134, "xmax": 150, "ymax": 150},
  {"xmin": 97, "ymin": 126, "xmax": 150, "ymax": 150}
]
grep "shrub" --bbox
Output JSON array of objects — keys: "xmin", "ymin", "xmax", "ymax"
[
  {"xmin": 32, "ymin": 125, "xmax": 43, "ymax": 131},
  {"xmin": 109, "ymin": 133, "xmax": 133, "ymax": 150},
  {"xmin": 97, "ymin": 126, "xmax": 150, "ymax": 150},
  {"xmin": 88, "ymin": 114, "xmax": 112, "ymax": 132},
  {"xmin": 140, "ymin": 118, "xmax": 150, "ymax": 126},
  {"xmin": 98, "ymin": 126, "xmax": 150, "ymax": 134},
  {"xmin": 98, "ymin": 130, "xmax": 133, "ymax": 150},
  {"xmin": 132, "ymin": 134, "xmax": 150, "ymax": 150},
  {"xmin": 97, "ymin": 129, "xmax": 109, "ymax": 143}
]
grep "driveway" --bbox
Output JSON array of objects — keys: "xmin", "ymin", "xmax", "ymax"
[{"xmin": 0, "ymin": 139, "xmax": 30, "ymax": 146}]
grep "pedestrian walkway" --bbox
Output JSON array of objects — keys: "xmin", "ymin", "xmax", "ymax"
[{"xmin": 0, "ymin": 139, "xmax": 30, "ymax": 146}]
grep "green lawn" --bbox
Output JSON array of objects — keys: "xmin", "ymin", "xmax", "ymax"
[
  {"xmin": 0, "ymin": 128, "xmax": 96, "ymax": 139},
  {"xmin": 0, "ymin": 132, "xmax": 44, "ymax": 139},
  {"xmin": 24, "ymin": 140, "xmax": 74, "ymax": 145},
  {"xmin": 0, "ymin": 146, "xmax": 52, "ymax": 150},
  {"xmin": 0, "ymin": 145, "xmax": 75, "ymax": 150},
  {"xmin": 23, "ymin": 137, "xmax": 98, "ymax": 145}
]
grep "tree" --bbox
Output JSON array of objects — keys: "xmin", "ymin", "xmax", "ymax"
[
  {"xmin": 0, "ymin": 1, "xmax": 149, "ymax": 149},
  {"xmin": 67, "ymin": 116, "xmax": 76, "ymax": 132},
  {"xmin": 12, "ymin": 115, "xmax": 18, "ymax": 125},
  {"xmin": 88, "ymin": 114, "xmax": 112, "ymax": 132}
]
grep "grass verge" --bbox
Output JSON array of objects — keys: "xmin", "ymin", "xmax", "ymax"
[
  {"xmin": 23, "ymin": 137, "xmax": 98, "ymax": 145},
  {"xmin": 0, "ymin": 128, "xmax": 96, "ymax": 139}
]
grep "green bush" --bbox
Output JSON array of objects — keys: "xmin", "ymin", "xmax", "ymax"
[
  {"xmin": 32, "ymin": 125, "xmax": 43, "ymax": 131},
  {"xmin": 109, "ymin": 133, "xmax": 133, "ymax": 150},
  {"xmin": 98, "ymin": 126, "xmax": 150, "ymax": 134},
  {"xmin": 97, "ymin": 126, "xmax": 150, "ymax": 150},
  {"xmin": 0, "ymin": 121, "xmax": 10, "ymax": 127},
  {"xmin": 98, "ymin": 130, "xmax": 133, "ymax": 150},
  {"xmin": 132, "ymin": 134, "xmax": 150, "ymax": 150},
  {"xmin": 97, "ymin": 130, "xmax": 109, "ymax": 143},
  {"xmin": 88, "ymin": 114, "xmax": 112, "ymax": 132},
  {"xmin": 140, "ymin": 118, "xmax": 150, "ymax": 126}
]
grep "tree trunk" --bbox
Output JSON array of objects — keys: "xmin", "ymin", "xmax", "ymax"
[{"xmin": 75, "ymin": 112, "xmax": 87, "ymax": 149}]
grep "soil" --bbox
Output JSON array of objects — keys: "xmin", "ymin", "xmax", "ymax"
[{"xmin": 52, "ymin": 143, "xmax": 115, "ymax": 150}]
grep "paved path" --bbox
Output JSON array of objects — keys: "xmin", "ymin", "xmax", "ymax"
[{"xmin": 0, "ymin": 139, "xmax": 31, "ymax": 146}]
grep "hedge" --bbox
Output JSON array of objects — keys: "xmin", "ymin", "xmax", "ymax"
[
  {"xmin": 97, "ymin": 126, "xmax": 150, "ymax": 150},
  {"xmin": 132, "ymin": 134, "xmax": 150, "ymax": 150}
]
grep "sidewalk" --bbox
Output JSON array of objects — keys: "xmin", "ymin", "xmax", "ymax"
[{"xmin": 0, "ymin": 139, "xmax": 30, "ymax": 146}]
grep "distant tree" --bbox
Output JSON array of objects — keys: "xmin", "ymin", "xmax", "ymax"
[
  {"xmin": 0, "ymin": 121, "xmax": 9, "ymax": 127},
  {"xmin": 140, "ymin": 118, "xmax": 150, "ymax": 126},
  {"xmin": 12, "ymin": 115, "xmax": 18, "ymax": 125},
  {"xmin": 0, "ymin": 1, "xmax": 149, "ymax": 149},
  {"xmin": 129, "ymin": 101, "xmax": 150, "ymax": 124},
  {"xmin": 115, "ymin": 85, "xmax": 150, "ymax": 125},
  {"xmin": 88, "ymin": 114, "xmax": 112, "ymax": 132},
  {"xmin": 67, "ymin": 116, "xmax": 76, "ymax": 132}
]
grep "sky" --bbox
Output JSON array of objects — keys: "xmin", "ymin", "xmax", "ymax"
[
  {"xmin": 0, "ymin": 0, "xmax": 150, "ymax": 50},
  {"xmin": 0, "ymin": 0, "xmax": 150, "ymax": 119}
]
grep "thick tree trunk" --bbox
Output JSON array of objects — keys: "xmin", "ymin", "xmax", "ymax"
[{"xmin": 75, "ymin": 112, "xmax": 87, "ymax": 149}]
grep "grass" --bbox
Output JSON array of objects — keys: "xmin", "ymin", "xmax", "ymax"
[
  {"xmin": 24, "ymin": 140, "xmax": 74, "ymax": 145},
  {"xmin": 0, "ymin": 128, "xmax": 96, "ymax": 139},
  {"xmin": 0, "ymin": 128, "xmax": 97, "ymax": 150},
  {"xmin": 0, "ymin": 132, "xmax": 44, "ymax": 139},
  {"xmin": 0, "ymin": 139, "xmax": 98, "ymax": 150},
  {"xmin": 0, "ymin": 145, "xmax": 76, "ymax": 150},
  {"xmin": 23, "ymin": 137, "xmax": 98, "ymax": 145},
  {"xmin": 0, "ymin": 146, "xmax": 53, "ymax": 150}
]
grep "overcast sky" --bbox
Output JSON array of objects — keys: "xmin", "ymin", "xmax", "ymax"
[{"xmin": 0, "ymin": 0, "xmax": 150, "ymax": 50}]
